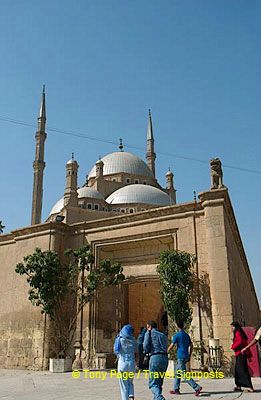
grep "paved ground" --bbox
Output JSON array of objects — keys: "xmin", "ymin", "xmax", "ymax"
[{"xmin": 0, "ymin": 369, "xmax": 260, "ymax": 400}]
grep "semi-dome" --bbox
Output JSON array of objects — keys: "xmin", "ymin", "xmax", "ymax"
[
  {"xmin": 106, "ymin": 184, "xmax": 173, "ymax": 206},
  {"xmin": 49, "ymin": 187, "xmax": 104, "ymax": 215},
  {"xmin": 49, "ymin": 198, "xmax": 64, "ymax": 215},
  {"xmin": 77, "ymin": 187, "xmax": 104, "ymax": 199},
  {"xmin": 88, "ymin": 152, "xmax": 154, "ymax": 178}
]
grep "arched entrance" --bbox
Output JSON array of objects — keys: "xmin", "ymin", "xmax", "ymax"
[{"xmin": 127, "ymin": 279, "xmax": 164, "ymax": 335}]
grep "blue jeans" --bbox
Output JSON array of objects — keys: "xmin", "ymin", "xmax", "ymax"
[
  {"xmin": 119, "ymin": 377, "xmax": 134, "ymax": 400},
  {"xmin": 174, "ymin": 359, "xmax": 200, "ymax": 391},
  {"xmin": 149, "ymin": 354, "xmax": 168, "ymax": 400},
  {"xmin": 118, "ymin": 359, "xmax": 135, "ymax": 400}
]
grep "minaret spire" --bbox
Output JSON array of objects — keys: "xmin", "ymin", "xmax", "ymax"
[
  {"xmin": 147, "ymin": 109, "xmax": 153, "ymax": 140},
  {"xmin": 38, "ymin": 85, "xmax": 46, "ymax": 130},
  {"xmin": 31, "ymin": 86, "xmax": 47, "ymax": 225},
  {"xmin": 146, "ymin": 109, "xmax": 156, "ymax": 177},
  {"xmin": 39, "ymin": 85, "xmax": 46, "ymax": 115}
]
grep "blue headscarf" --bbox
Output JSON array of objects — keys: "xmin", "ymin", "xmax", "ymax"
[{"xmin": 114, "ymin": 324, "xmax": 134, "ymax": 355}]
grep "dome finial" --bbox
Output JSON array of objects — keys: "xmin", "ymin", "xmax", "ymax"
[
  {"xmin": 72, "ymin": 152, "xmax": 74, "ymax": 160},
  {"xmin": 119, "ymin": 138, "xmax": 124, "ymax": 152}
]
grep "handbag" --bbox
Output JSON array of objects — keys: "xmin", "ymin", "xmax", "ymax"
[
  {"xmin": 143, "ymin": 354, "xmax": 150, "ymax": 368},
  {"xmin": 143, "ymin": 331, "xmax": 152, "ymax": 368}
]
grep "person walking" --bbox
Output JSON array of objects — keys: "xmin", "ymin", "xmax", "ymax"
[
  {"xmin": 114, "ymin": 324, "xmax": 137, "ymax": 400},
  {"xmin": 231, "ymin": 321, "xmax": 254, "ymax": 393},
  {"xmin": 137, "ymin": 326, "xmax": 147, "ymax": 369},
  {"xmin": 168, "ymin": 320, "xmax": 202, "ymax": 396},
  {"xmin": 143, "ymin": 320, "xmax": 168, "ymax": 400}
]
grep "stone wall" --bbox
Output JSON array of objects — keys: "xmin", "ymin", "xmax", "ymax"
[
  {"xmin": 0, "ymin": 223, "xmax": 71, "ymax": 369},
  {"xmin": 223, "ymin": 198, "xmax": 260, "ymax": 326},
  {"xmin": 0, "ymin": 228, "xmax": 49, "ymax": 369},
  {"xmin": 199, "ymin": 190, "xmax": 235, "ymax": 363}
]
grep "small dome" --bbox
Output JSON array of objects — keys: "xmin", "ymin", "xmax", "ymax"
[
  {"xmin": 49, "ymin": 187, "xmax": 104, "ymax": 215},
  {"xmin": 77, "ymin": 187, "xmax": 104, "ymax": 199},
  {"xmin": 106, "ymin": 184, "xmax": 173, "ymax": 206},
  {"xmin": 66, "ymin": 159, "xmax": 78, "ymax": 165},
  {"xmin": 88, "ymin": 152, "xmax": 153, "ymax": 178}
]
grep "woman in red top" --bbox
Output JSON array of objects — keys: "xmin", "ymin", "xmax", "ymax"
[{"xmin": 231, "ymin": 321, "xmax": 254, "ymax": 392}]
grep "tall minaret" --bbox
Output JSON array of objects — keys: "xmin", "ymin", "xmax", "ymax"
[
  {"xmin": 146, "ymin": 109, "xmax": 156, "ymax": 177},
  {"xmin": 31, "ymin": 86, "xmax": 47, "ymax": 225}
]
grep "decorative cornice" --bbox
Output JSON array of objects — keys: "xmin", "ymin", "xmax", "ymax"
[
  {"xmin": 198, "ymin": 188, "xmax": 228, "ymax": 204},
  {"xmin": 71, "ymin": 201, "xmax": 203, "ymax": 233},
  {"xmin": 0, "ymin": 221, "xmax": 72, "ymax": 244}
]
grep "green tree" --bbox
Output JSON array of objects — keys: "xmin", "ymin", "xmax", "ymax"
[
  {"xmin": 0, "ymin": 221, "xmax": 5, "ymax": 234},
  {"xmin": 15, "ymin": 245, "xmax": 125, "ymax": 356},
  {"xmin": 157, "ymin": 250, "xmax": 194, "ymax": 327}
]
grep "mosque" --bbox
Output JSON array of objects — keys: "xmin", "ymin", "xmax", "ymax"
[{"xmin": 0, "ymin": 88, "xmax": 259, "ymax": 370}]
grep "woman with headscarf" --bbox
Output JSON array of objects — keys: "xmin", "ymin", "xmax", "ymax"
[
  {"xmin": 114, "ymin": 324, "xmax": 137, "ymax": 400},
  {"xmin": 231, "ymin": 321, "xmax": 254, "ymax": 392}
]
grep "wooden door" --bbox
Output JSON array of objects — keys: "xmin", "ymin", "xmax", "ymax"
[{"xmin": 128, "ymin": 280, "xmax": 163, "ymax": 336}]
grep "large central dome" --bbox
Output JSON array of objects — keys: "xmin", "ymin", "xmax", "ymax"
[{"xmin": 88, "ymin": 151, "xmax": 154, "ymax": 178}]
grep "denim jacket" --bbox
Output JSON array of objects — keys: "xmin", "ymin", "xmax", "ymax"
[
  {"xmin": 117, "ymin": 336, "xmax": 137, "ymax": 372},
  {"xmin": 143, "ymin": 328, "xmax": 168, "ymax": 355}
]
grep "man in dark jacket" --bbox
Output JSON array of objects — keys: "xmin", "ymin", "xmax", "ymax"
[
  {"xmin": 143, "ymin": 320, "xmax": 168, "ymax": 400},
  {"xmin": 137, "ymin": 326, "xmax": 146, "ymax": 369}
]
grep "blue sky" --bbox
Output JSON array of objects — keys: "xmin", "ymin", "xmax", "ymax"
[{"xmin": 0, "ymin": 0, "xmax": 260, "ymax": 299}]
